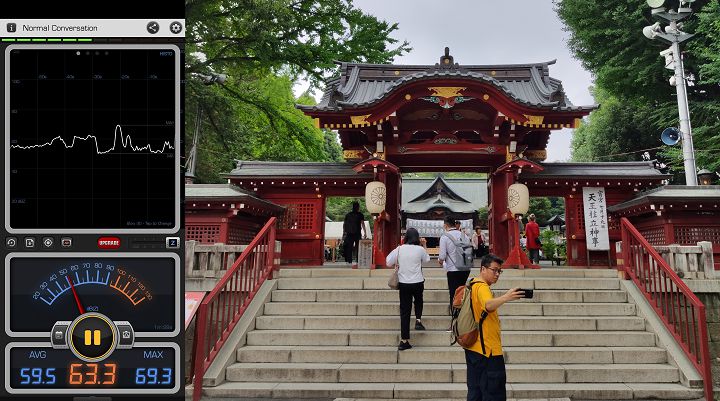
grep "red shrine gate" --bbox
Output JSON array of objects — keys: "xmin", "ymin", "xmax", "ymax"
[{"xmin": 224, "ymin": 50, "xmax": 671, "ymax": 266}]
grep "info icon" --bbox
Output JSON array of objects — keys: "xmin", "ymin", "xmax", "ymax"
[
  {"xmin": 68, "ymin": 313, "xmax": 117, "ymax": 362},
  {"xmin": 7, "ymin": 23, "xmax": 16, "ymax": 33}
]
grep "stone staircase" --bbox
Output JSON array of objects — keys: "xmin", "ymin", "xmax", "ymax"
[{"xmin": 200, "ymin": 267, "xmax": 704, "ymax": 400}]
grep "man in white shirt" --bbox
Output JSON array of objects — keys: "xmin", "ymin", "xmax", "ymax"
[{"xmin": 438, "ymin": 216, "xmax": 471, "ymax": 315}]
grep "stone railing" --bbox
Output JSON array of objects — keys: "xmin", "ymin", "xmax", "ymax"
[
  {"xmin": 185, "ymin": 240, "xmax": 282, "ymax": 291},
  {"xmin": 654, "ymin": 241, "xmax": 717, "ymax": 279}
]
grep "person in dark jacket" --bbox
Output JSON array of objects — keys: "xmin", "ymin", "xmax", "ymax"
[{"xmin": 342, "ymin": 201, "xmax": 366, "ymax": 264}]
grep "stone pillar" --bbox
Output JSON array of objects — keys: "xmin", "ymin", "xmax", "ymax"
[{"xmin": 698, "ymin": 241, "xmax": 717, "ymax": 279}]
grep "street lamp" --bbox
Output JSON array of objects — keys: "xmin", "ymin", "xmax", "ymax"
[
  {"xmin": 697, "ymin": 169, "xmax": 715, "ymax": 186},
  {"xmin": 643, "ymin": 0, "xmax": 698, "ymax": 186},
  {"xmin": 186, "ymin": 72, "xmax": 227, "ymax": 183}
]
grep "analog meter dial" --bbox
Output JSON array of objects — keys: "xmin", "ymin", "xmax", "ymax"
[{"xmin": 6, "ymin": 254, "xmax": 178, "ymax": 336}]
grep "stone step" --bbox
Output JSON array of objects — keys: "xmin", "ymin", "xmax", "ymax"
[
  {"xmin": 224, "ymin": 362, "xmax": 679, "ymax": 383},
  {"xmin": 236, "ymin": 345, "xmax": 667, "ymax": 364},
  {"xmin": 271, "ymin": 289, "xmax": 629, "ymax": 303},
  {"xmin": 262, "ymin": 302, "xmax": 637, "ymax": 317},
  {"xmin": 255, "ymin": 315, "xmax": 646, "ymax": 331},
  {"xmin": 277, "ymin": 267, "xmax": 619, "ymax": 279},
  {"xmin": 245, "ymin": 330, "xmax": 657, "ymax": 347},
  {"xmin": 199, "ymin": 381, "xmax": 701, "ymax": 400},
  {"xmin": 276, "ymin": 277, "xmax": 620, "ymax": 290}
]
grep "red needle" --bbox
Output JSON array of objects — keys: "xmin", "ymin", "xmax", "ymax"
[{"xmin": 67, "ymin": 276, "xmax": 85, "ymax": 315}]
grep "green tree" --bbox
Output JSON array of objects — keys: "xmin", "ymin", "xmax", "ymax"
[
  {"xmin": 529, "ymin": 198, "xmax": 553, "ymax": 225},
  {"xmin": 571, "ymin": 88, "xmax": 660, "ymax": 163},
  {"xmin": 185, "ymin": 0, "xmax": 411, "ymax": 182},
  {"xmin": 186, "ymin": 0, "xmax": 410, "ymax": 86},
  {"xmin": 556, "ymin": 0, "xmax": 720, "ymax": 177},
  {"xmin": 325, "ymin": 197, "xmax": 369, "ymax": 222},
  {"xmin": 187, "ymin": 74, "xmax": 327, "ymax": 182},
  {"xmin": 477, "ymin": 207, "xmax": 489, "ymax": 228}
]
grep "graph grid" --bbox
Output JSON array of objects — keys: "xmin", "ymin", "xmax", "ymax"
[{"xmin": 6, "ymin": 46, "xmax": 179, "ymax": 231}]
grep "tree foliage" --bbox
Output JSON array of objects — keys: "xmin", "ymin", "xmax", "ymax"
[
  {"xmin": 556, "ymin": 0, "xmax": 720, "ymax": 179},
  {"xmin": 571, "ymin": 88, "xmax": 660, "ymax": 163},
  {"xmin": 325, "ymin": 197, "xmax": 369, "ymax": 222},
  {"xmin": 529, "ymin": 197, "xmax": 564, "ymax": 226},
  {"xmin": 185, "ymin": 0, "xmax": 411, "ymax": 182}
]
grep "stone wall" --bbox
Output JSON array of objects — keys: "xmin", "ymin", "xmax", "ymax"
[{"xmin": 695, "ymin": 292, "xmax": 720, "ymax": 390}]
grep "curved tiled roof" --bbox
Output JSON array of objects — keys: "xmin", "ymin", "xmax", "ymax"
[
  {"xmin": 525, "ymin": 162, "xmax": 671, "ymax": 180},
  {"xmin": 224, "ymin": 161, "xmax": 372, "ymax": 179},
  {"xmin": 298, "ymin": 57, "xmax": 595, "ymax": 113}
]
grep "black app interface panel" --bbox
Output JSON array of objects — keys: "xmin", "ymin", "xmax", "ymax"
[{"xmin": 1, "ymin": 5, "xmax": 185, "ymax": 401}]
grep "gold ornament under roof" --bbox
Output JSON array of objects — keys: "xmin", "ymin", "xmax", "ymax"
[
  {"xmin": 428, "ymin": 87, "xmax": 466, "ymax": 98},
  {"xmin": 523, "ymin": 114, "xmax": 545, "ymax": 125},
  {"xmin": 350, "ymin": 114, "xmax": 372, "ymax": 126}
]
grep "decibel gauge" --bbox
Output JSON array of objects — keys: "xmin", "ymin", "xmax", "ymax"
[{"xmin": 6, "ymin": 253, "xmax": 179, "ymax": 337}]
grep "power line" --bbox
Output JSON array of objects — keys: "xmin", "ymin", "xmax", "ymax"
[{"xmin": 593, "ymin": 146, "xmax": 664, "ymax": 159}]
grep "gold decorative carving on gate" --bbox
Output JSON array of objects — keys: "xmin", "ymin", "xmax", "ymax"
[
  {"xmin": 428, "ymin": 87, "xmax": 466, "ymax": 98},
  {"xmin": 350, "ymin": 114, "xmax": 372, "ymax": 126},
  {"xmin": 523, "ymin": 114, "xmax": 545, "ymax": 125},
  {"xmin": 524, "ymin": 150, "xmax": 547, "ymax": 161},
  {"xmin": 343, "ymin": 150, "xmax": 364, "ymax": 160}
]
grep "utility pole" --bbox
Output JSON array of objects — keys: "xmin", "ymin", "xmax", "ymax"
[{"xmin": 643, "ymin": 0, "xmax": 697, "ymax": 185}]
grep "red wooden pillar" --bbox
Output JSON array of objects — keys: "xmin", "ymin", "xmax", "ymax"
[
  {"xmin": 219, "ymin": 217, "xmax": 230, "ymax": 244},
  {"xmin": 490, "ymin": 172, "xmax": 512, "ymax": 259},
  {"xmin": 663, "ymin": 215, "xmax": 674, "ymax": 245},
  {"xmin": 383, "ymin": 172, "xmax": 401, "ymax": 258}
]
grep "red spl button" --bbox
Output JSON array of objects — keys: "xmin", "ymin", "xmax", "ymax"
[{"xmin": 97, "ymin": 237, "xmax": 121, "ymax": 249}]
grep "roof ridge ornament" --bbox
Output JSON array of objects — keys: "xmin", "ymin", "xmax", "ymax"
[{"xmin": 437, "ymin": 47, "xmax": 458, "ymax": 69}]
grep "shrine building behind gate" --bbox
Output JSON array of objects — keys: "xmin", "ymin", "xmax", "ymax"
[{"xmin": 206, "ymin": 49, "xmax": 676, "ymax": 266}]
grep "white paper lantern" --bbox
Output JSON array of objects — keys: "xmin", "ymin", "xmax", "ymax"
[
  {"xmin": 507, "ymin": 183, "xmax": 529, "ymax": 216},
  {"xmin": 365, "ymin": 181, "xmax": 386, "ymax": 214}
]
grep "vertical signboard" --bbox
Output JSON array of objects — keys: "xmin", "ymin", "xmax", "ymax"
[
  {"xmin": 582, "ymin": 187, "xmax": 609, "ymax": 251},
  {"xmin": 358, "ymin": 239, "xmax": 373, "ymax": 269}
]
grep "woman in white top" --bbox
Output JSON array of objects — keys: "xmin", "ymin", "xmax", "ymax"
[{"xmin": 385, "ymin": 227, "xmax": 430, "ymax": 350}]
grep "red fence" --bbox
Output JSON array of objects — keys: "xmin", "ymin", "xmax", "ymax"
[
  {"xmin": 190, "ymin": 217, "xmax": 277, "ymax": 401},
  {"xmin": 620, "ymin": 218, "xmax": 712, "ymax": 401}
]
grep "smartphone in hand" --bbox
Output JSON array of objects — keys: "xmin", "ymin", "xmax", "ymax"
[{"xmin": 519, "ymin": 288, "xmax": 534, "ymax": 299}]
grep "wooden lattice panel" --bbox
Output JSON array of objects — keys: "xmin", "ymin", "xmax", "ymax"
[
  {"xmin": 576, "ymin": 202, "xmax": 585, "ymax": 230},
  {"xmin": 607, "ymin": 216, "xmax": 620, "ymax": 231},
  {"xmin": 640, "ymin": 227, "xmax": 665, "ymax": 246},
  {"xmin": 187, "ymin": 224, "xmax": 221, "ymax": 244},
  {"xmin": 278, "ymin": 203, "xmax": 316, "ymax": 230},
  {"xmin": 674, "ymin": 226, "xmax": 720, "ymax": 245},
  {"xmin": 228, "ymin": 222, "xmax": 256, "ymax": 245}
]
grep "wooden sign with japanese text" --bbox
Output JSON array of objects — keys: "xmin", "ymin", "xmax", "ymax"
[{"xmin": 582, "ymin": 187, "xmax": 609, "ymax": 251}]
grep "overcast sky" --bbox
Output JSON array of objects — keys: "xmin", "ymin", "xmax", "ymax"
[{"xmin": 308, "ymin": 0, "xmax": 597, "ymax": 161}]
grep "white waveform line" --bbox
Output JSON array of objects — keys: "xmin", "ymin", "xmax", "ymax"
[{"xmin": 11, "ymin": 125, "xmax": 174, "ymax": 154}]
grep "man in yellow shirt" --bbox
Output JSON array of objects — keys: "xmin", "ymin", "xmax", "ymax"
[{"xmin": 465, "ymin": 254, "xmax": 524, "ymax": 401}]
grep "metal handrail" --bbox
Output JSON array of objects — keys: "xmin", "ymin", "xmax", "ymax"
[
  {"xmin": 620, "ymin": 217, "xmax": 712, "ymax": 401},
  {"xmin": 190, "ymin": 217, "xmax": 277, "ymax": 401}
]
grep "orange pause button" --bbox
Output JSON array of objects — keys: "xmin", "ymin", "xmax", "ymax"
[{"xmin": 84, "ymin": 330, "xmax": 102, "ymax": 346}]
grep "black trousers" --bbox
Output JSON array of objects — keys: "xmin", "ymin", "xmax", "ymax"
[
  {"xmin": 447, "ymin": 270, "xmax": 471, "ymax": 311},
  {"xmin": 343, "ymin": 233, "xmax": 360, "ymax": 263},
  {"xmin": 465, "ymin": 350, "xmax": 507, "ymax": 401},
  {"xmin": 398, "ymin": 281, "xmax": 424, "ymax": 340}
]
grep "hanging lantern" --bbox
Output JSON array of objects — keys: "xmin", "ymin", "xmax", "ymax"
[
  {"xmin": 365, "ymin": 181, "xmax": 387, "ymax": 214},
  {"xmin": 508, "ymin": 183, "xmax": 529, "ymax": 216}
]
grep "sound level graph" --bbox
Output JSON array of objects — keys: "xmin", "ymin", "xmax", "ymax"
[
  {"xmin": 11, "ymin": 125, "xmax": 174, "ymax": 155},
  {"xmin": 7, "ymin": 45, "xmax": 180, "ymax": 231}
]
